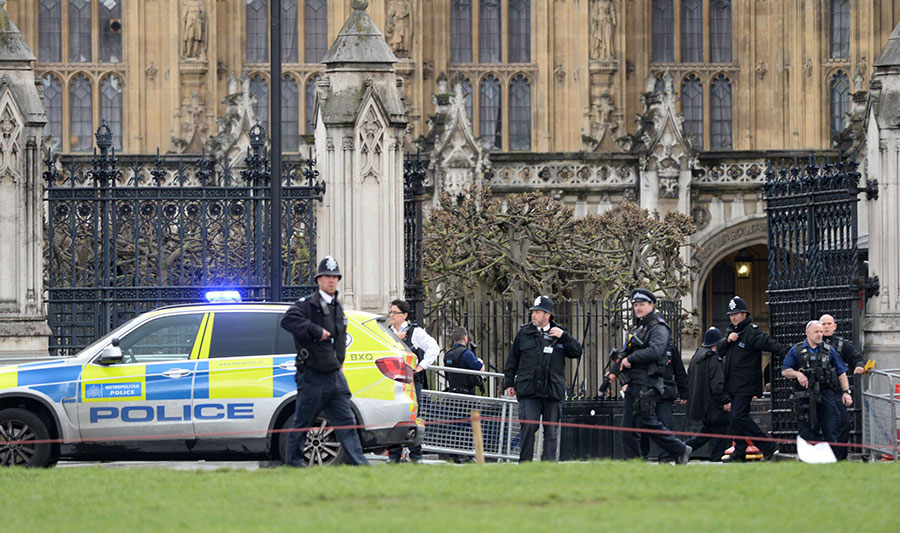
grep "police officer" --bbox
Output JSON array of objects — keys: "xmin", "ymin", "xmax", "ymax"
[
  {"xmin": 386, "ymin": 299, "xmax": 441, "ymax": 463},
  {"xmin": 280, "ymin": 256, "xmax": 370, "ymax": 466},
  {"xmin": 503, "ymin": 296, "xmax": 582, "ymax": 462},
  {"xmin": 684, "ymin": 327, "xmax": 732, "ymax": 461},
  {"xmin": 782, "ymin": 320, "xmax": 852, "ymax": 443},
  {"xmin": 611, "ymin": 289, "xmax": 691, "ymax": 464},
  {"xmin": 718, "ymin": 296, "xmax": 785, "ymax": 462},
  {"xmin": 444, "ymin": 327, "xmax": 484, "ymax": 394},
  {"xmin": 640, "ymin": 336, "xmax": 688, "ymax": 461},
  {"xmin": 820, "ymin": 314, "xmax": 865, "ymax": 460}
]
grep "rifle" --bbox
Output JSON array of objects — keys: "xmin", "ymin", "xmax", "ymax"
[
  {"xmin": 599, "ymin": 349, "xmax": 630, "ymax": 397},
  {"xmin": 795, "ymin": 367, "xmax": 821, "ymax": 430}
]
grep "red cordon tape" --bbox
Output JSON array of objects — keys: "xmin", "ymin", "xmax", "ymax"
[{"xmin": 0, "ymin": 416, "xmax": 895, "ymax": 454}]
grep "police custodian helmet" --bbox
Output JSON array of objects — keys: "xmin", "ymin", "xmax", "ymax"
[
  {"xmin": 726, "ymin": 296, "xmax": 749, "ymax": 315},
  {"xmin": 316, "ymin": 256, "xmax": 342, "ymax": 279},
  {"xmin": 530, "ymin": 295, "xmax": 554, "ymax": 315}
]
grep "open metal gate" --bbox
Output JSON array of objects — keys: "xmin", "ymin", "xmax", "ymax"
[
  {"xmin": 43, "ymin": 124, "xmax": 323, "ymax": 355},
  {"xmin": 764, "ymin": 155, "xmax": 862, "ymax": 452}
]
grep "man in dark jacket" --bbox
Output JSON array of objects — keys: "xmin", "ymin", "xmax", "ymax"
[
  {"xmin": 279, "ymin": 256, "xmax": 369, "ymax": 466},
  {"xmin": 503, "ymin": 296, "xmax": 582, "ymax": 461},
  {"xmin": 684, "ymin": 327, "xmax": 731, "ymax": 461},
  {"xmin": 609, "ymin": 289, "xmax": 691, "ymax": 463},
  {"xmin": 717, "ymin": 296, "xmax": 786, "ymax": 462},
  {"xmin": 640, "ymin": 341, "xmax": 688, "ymax": 461},
  {"xmin": 820, "ymin": 314, "xmax": 864, "ymax": 460},
  {"xmin": 444, "ymin": 327, "xmax": 484, "ymax": 394}
]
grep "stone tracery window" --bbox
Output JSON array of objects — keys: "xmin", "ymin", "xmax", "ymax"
[
  {"xmin": 98, "ymin": 0, "xmax": 122, "ymax": 63},
  {"xmin": 681, "ymin": 0, "xmax": 702, "ymax": 63},
  {"xmin": 250, "ymin": 74, "xmax": 269, "ymax": 132},
  {"xmin": 509, "ymin": 75, "xmax": 531, "ymax": 151},
  {"xmin": 39, "ymin": 0, "xmax": 62, "ymax": 62},
  {"xmin": 100, "ymin": 75, "xmax": 123, "ymax": 150},
  {"xmin": 710, "ymin": 0, "xmax": 732, "ymax": 63},
  {"xmin": 830, "ymin": 0, "xmax": 850, "ymax": 59},
  {"xmin": 42, "ymin": 74, "xmax": 63, "ymax": 144},
  {"xmin": 480, "ymin": 75, "xmax": 502, "ymax": 150},
  {"xmin": 305, "ymin": 0, "xmax": 328, "ymax": 63},
  {"xmin": 710, "ymin": 74, "xmax": 732, "ymax": 149},
  {"xmin": 681, "ymin": 74, "xmax": 703, "ymax": 145},
  {"xmin": 652, "ymin": 0, "xmax": 674, "ymax": 63},
  {"xmin": 830, "ymin": 71, "xmax": 850, "ymax": 144},
  {"xmin": 69, "ymin": 74, "xmax": 93, "ymax": 152},
  {"xmin": 450, "ymin": 0, "xmax": 473, "ymax": 63},
  {"xmin": 508, "ymin": 0, "xmax": 530, "ymax": 63},
  {"xmin": 281, "ymin": 0, "xmax": 299, "ymax": 63},
  {"xmin": 246, "ymin": 0, "xmax": 268, "ymax": 63},
  {"xmin": 479, "ymin": 0, "xmax": 501, "ymax": 63},
  {"xmin": 68, "ymin": 0, "xmax": 92, "ymax": 62},
  {"xmin": 282, "ymin": 75, "xmax": 300, "ymax": 150}
]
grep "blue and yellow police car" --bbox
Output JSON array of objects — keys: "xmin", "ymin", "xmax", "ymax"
[{"xmin": 0, "ymin": 295, "xmax": 423, "ymax": 467}]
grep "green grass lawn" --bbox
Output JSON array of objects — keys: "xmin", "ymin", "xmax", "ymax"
[{"xmin": 2, "ymin": 461, "xmax": 898, "ymax": 531}]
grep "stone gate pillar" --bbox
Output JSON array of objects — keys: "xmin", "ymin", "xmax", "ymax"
[
  {"xmin": 314, "ymin": 0, "xmax": 408, "ymax": 313},
  {"xmin": 0, "ymin": 3, "xmax": 51, "ymax": 358},
  {"xmin": 864, "ymin": 21, "xmax": 900, "ymax": 369}
]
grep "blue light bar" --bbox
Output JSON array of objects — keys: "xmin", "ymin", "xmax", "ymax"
[{"xmin": 205, "ymin": 290, "xmax": 242, "ymax": 303}]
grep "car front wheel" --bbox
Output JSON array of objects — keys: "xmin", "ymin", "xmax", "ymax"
[{"xmin": 0, "ymin": 408, "xmax": 54, "ymax": 468}]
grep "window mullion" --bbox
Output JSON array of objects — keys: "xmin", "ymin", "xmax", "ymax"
[
  {"xmin": 299, "ymin": 0, "xmax": 306, "ymax": 63},
  {"xmin": 472, "ymin": 2, "xmax": 480, "ymax": 63},
  {"xmin": 703, "ymin": 0, "xmax": 710, "ymax": 63},
  {"xmin": 91, "ymin": 0, "xmax": 99, "ymax": 64},
  {"xmin": 61, "ymin": 0, "xmax": 69, "ymax": 64},
  {"xmin": 500, "ymin": 0, "xmax": 508, "ymax": 63},
  {"xmin": 674, "ymin": 0, "xmax": 681, "ymax": 63},
  {"xmin": 502, "ymin": 75, "xmax": 508, "ymax": 151}
]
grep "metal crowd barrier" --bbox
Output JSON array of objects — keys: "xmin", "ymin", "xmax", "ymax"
[
  {"xmin": 420, "ymin": 365, "xmax": 545, "ymax": 461},
  {"xmin": 862, "ymin": 369, "xmax": 900, "ymax": 461}
]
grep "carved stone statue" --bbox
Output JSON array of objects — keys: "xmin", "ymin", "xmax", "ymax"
[
  {"xmin": 386, "ymin": 0, "xmax": 412, "ymax": 57},
  {"xmin": 591, "ymin": 0, "xmax": 616, "ymax": 61},
  {"xmin": 182, "ymin": 1, "xmax": 207, "ymax": 59}
]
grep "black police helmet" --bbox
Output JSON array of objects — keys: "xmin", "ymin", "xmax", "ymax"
[
  {"xmin": 529, "ymin": 295, "xmax": 554, "ymax": 315},
  {"xmin": 726, "ymin": 296, "xmax": 749, "ymax": 315},
  {"xmin": 630, "ymin": 288, "xmax": 657, "ymax": 305},
  {"xmin": 702, "ymin": 327, "xmax": 724, "ymax": 347},
  {"xmin": 316, "ymin": 256, "xmax": 342, "ymax": 279}
]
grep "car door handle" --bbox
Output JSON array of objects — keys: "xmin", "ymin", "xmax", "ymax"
[
  {"xmin": 162, "ymin": 368, "xmax": 192, "ymax": 379},
  {"xmin": 278, "ymin": 361, "xmax": 296, "ymax": 370}
]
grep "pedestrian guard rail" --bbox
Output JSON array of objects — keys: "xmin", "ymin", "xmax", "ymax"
[{"xmin": 862, "ymin": 369, "xmax": 900, "ymax": 461}]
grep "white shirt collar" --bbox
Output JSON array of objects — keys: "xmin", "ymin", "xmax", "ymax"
[
  {"xmin": 540, "ymin": 324, "xmax": 550, "ymax": 332},
  {"xmin": 392, "ymin": 320, "xmax": 409, "ymax": 334},
  {"xmin": 319, "ymin": 290, "xmax": 334, "ymax": 304}
]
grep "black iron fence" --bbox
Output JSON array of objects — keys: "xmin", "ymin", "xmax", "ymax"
[
  {"xmin": 403, "ymin": 153, "xmax": 427, "ymax": 322},
  {"xmin": 764, "ymin": 155, "xmax": 862, "ymax": 452},
  {"xmin": 43, "ymin": 124, "xmax": 323, "ymax": 355},
  {"xmin": 423, "ymin": 298, "xmax": 682, "ymax": 398}
]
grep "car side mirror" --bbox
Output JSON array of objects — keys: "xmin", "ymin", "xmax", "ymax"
[{"xmin": 99, "ymin": 338, "xmax": 123, "ymax": 365}]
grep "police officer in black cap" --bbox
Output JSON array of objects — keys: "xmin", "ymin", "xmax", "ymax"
[
  {"xmin": 280, "ymin": 256, "xmax": 369, "ymax": 466},
  {"xmin": 718, "ymin": 295, "xmax": 786, "ymax": 462},
  {"xmin": 503, "ymin": 295, "xmax": 582, "ymax": 461},
  {"xmin": 611, "ymin": 289, "xmax": 691, "ymax": 463}
]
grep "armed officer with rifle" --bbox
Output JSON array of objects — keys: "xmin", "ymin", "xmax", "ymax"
[
  {"xmin": 782, "ymin": 320, "xmax": 852, "ymax": 444},
  {"xmin": 607, "ymin": 289, "xmax": 691, "ymax": 463}
]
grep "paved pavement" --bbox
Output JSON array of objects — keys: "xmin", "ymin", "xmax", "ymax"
[{"xmin": 56, "ymin": 454, "xmax": 451, "ymax": 470}]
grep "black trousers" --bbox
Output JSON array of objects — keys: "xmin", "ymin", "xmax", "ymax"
[
  {"xmin": 684, "ymin": 421, "xmax": 731, "ymax": 461},
  {"xmin": 797, "ymin": 389, "xmax": 839, "ymax": 444},
  {"xmin": 729, "ymin": 394, "xmax": 774, "ymax": 457},
  {"xmin": 640, "ymin": 399, "xmax": 674, "ymax": 460},
  {"xmin": 517, "ymin": 397, "xmax": 561, "ymax": 462},
  {"xmin": 388, "ymin": 373, "xmax": 424, "ymax": 461},
  {"xmin": 834, "ymin": 394, "xmax": 852, "ymax": 461},
  {"xmin": 284, "ymin": 368, "xmax": 369, "ymax": 466},
  {"xmin": 622, "ymin": 384, "xmax": 686, "ymax": 460}
]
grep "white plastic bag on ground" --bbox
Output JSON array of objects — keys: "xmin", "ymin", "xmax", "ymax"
[{"xmin": 796, "ymin": 435, "xmax": 837, "ymax": 463}]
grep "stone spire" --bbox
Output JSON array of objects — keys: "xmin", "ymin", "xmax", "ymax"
[
  {"xmin": 322, "ymin": 0, "xmax": 398, "ymax": 68},
  {"xmin": 873, "ymin": 19, "xmax": 900, "ymax": 69}
]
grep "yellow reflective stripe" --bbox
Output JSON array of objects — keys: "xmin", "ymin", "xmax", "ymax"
[
  {"xmin": 207, "ymin": 357, "xmax": 273, "ymax": 398},
  {"xmin": 0, "ymin": 367, "xmax": 18, "ymax": 390},
  {"xmin": 199, "ymin": 313, "xmax": 215, "ymax": 359},
  {"xmin": 189, "ymin": 314, "xmax": 210, "ymax": 360},
  {"xmin": 80, "ymin": 364, "xmax": 147, "ymax": 402}
]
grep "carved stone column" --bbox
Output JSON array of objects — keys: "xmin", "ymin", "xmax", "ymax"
[
  {"xmin": 314, "ymin": 0, "xmax": 408, "ymax": 314},
  {"xmin": 0, "ymin": 4, "xmax": 51, "ymax": 358}
]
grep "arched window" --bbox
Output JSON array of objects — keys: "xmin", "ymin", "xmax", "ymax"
[
  {"xmin": 69, "ymin": 74, "xmax": 93, "ymax": 151},
  {"xmin": 479, "ymin": 0, "xmax": 501, "ymax": 63},
  {"xmin": 305, "ymin": 74, "xmax": 319, "ymax": 134},
  {"xmin": 99, "ymin": 0, "xmax": 122, "ymax": 63},
  {"xmin": 69, "ymin": 0, "xmax": 92, "ymax": 62},
  {"xmin": 450, "ymin": 0, "xmax": 473, "ymax": 63},
  {"xmin": 42, "ymin": 75, "xmax": 63, "ymax": 144},
  {"xmin": 246, "ymin": 0, "xmax": 268, "ymax": 63},
  {"xmin": 509, "ymin": 75, "xmax": 531, "ymax": 151},
  {"xmin": 681, "ymin": 74, "xmax": 702, "ymax": 145},
  {"xmin": 458, "ymin": 77, "xmax": 473, "ymax": 127},
  {"xmin": 479, "ymin": 75, "xmax": 501, "ymax": 150},
  {"xmin": 39, "ymin": 0, "xmax": 62, "ymax": 62},
  {"xmin": 282, "ymin": 0, "xmax": 299, "ymax": 63},
  {"xmin": 250, "ymin": 75, "xmax": 269, "ymax": 132},
  {"xmin": 305, "ymin": 0, "xmax": 328, "ymax": 63},
  {"xmin": 711, "ymin": 74, "xmax": 733, "ymax": 149},
  {"xmin": 830, "ymin": 0, "xmax": 850, "ymax": 59},
  {"xmin": 100, "ymin": 75, "xmax": 123, "ymax": 150},
  {"xmin": 681, "ymin": 0, "xmax": 702, "ymax": 63},
  {"xmin": 830, "ymin": 71, "xmax": 850, "ymax": 143},
  {"xmin": 710, "ymin": 0, "xmax": 732, "ymax": 63},
  {"xmin": 652, "ymin": 0, "xmax": 674, "ymax": 63},
  {"xmin": 282, "ymin": 75, "xmax": 300, "ymax": 151},
  {"xmin": 509, "ymin": 0, "xmax": 530, "ymax": 63}
]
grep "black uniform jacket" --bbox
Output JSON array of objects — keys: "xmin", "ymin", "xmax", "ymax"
[
  {"xmin": 661, "ymin": 345, "xmax": 689, "ymax": 402},
  {"xmin": 717, "ymin": 315, "xmax": 786, "ymax": 397},
  {"xmin": 622, "ymin": 311, "xmax": 670, "ymax": 389},
  {"xmin": 503, "ymin": 321, "xmax": 582, "ymax": 401},
  {"xmin": 823, "ymin": 334, "xmax": 864, "ymax": 371},
  {"xmin": 687, "ymin": 347, "xmax": 730, "ymax": 425},
  {"xmin": 280, "ymin": 291, "xmax": 347, "ymax": 373}
]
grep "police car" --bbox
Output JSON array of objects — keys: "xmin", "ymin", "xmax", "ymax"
[{"xmin": 0, "ymin": 293, "xmax": 423, "ymax": 467}]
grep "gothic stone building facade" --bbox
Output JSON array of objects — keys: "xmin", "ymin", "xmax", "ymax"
[{"xmin": 9, "ymin": 0, "xmax": 900, "ymax": 348}]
